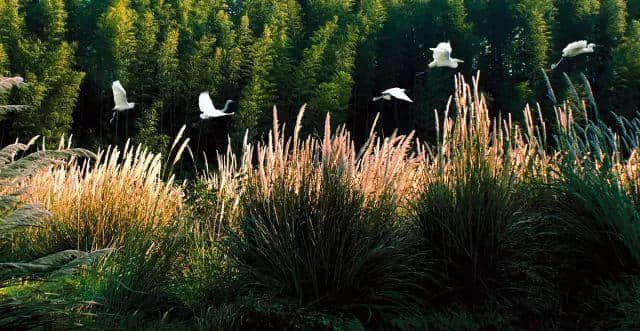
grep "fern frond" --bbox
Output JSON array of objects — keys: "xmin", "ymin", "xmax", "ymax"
[
  {"xmin": 0, "ymin": 143, "xmax": 30, "ymax": 167},
  {"xmin": 0, "ymin": 262, "xmax": 52, "ymax": 273},
  {"xmin": 0, "ymin": 148, "xmax": 96, "ymax": 182},
  {"xmin": 0, "ymin": 204, "xmax": 51, "ymax": 235},
  {"xmin": 51, "ymin": 248, "xmax": 113, "ymax": 276},
  {"xmin": 31, "ymin": 249, "xmax": 88, "ymax": 266},
  {"xmin": 0, "ymin": 195, "xmax": 21, "ymax": 218},
  {"xmin": 0, "ymin": 248, "xmax": 113, "ymax": 277}
]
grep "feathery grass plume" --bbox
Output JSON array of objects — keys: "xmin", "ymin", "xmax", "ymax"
[
  {"xmin": 426, "ymin": 72, "xmax": 554, "ymax": 183},
  {"xmin": 227, "ymin": 163, "xmax": 422, "ymax": 322},
  {"xmin": 203, "ymin": 72, "xmax": 563, "ymax": 240},
  {"xmin": 580, "ymin": 73, "xmax": 599, "ymax": 120},
  {"xmin": 0, "ymin": 76, "xmax": 28, "ymax": 115},
  {"xmin": 563, "ymin": 72, "xmax": 586, "ymax": 115},
  {"xmin": 205, "ymin": 104, "xmax": 425, "ymax": 222},
  {"xmin": 0, "ymin": 138, "xmax": 94, "ymax": 238},
  {"xmin": 163, "ymin": 124, "xmax": 190, "ymax": 179},
  {"xmin": 0, "ymin": 77, "xmax": 25, "ymax": 91},
  {"xmin": 19, "ymin": 140, "xmax": 183, "ymax": 252},
  {"xmin": 541, "ymin": 68, "xmax": 557, "ymax": 105},
  {"xmin": 196, "ymin": 140, "xmax": 246, "ymax": 241}
]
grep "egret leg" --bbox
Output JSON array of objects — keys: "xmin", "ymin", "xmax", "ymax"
[
  {"xmin": 551, "ymin": 58, "xmax": 564, "ymax": 70},
  {"xmin": 125, "ymin": 110, "xmax": 128, "ymax": 141},
  {"xmin": 196, "ymin": 122, "xmax": 203, "ymax": 164},
  {"xmin": 393, "ymin": 101, "xmax": 399, "ymax": 131},
  {"xmin": 109, "ymin": 111, "xmax": 117, "ymax": 125},
  {"xmin": 115, "ymin": 114, "xmax": 118, "ymax": 146}
]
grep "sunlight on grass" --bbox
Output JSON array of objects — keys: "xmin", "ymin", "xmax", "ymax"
[{"xmin": 20, "ymin": 141, "xmax": 184, "ymax": 252}]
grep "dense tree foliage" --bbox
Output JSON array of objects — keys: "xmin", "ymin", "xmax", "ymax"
[{"xmin": 0, "ymin": 0, "xmax": 639, "ymax": 153}]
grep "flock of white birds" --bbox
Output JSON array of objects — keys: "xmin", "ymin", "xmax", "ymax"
[{"xmin": 110, "ymin": 40, "xmax": 597, "ymax": 123}]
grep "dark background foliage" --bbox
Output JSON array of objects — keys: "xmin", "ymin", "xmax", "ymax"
[{"xmin": 0, "ymin": 0, "xmax": 639, "ymax": 160}]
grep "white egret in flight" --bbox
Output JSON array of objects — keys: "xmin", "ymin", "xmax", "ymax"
[
  {"xmin": 110, "ymin": 80, "xmax": 135, "ymax": 124},
  {"xmin": 416, "ymin": 42, "xmax": 464, "ymax": 76},
  {"xmin": 551, "ymin": 40, "xmax": 596, "ymax": 70},
  {"xmin": 373, "ymin": 88, "xmax": 413, "ymax": 103},
  {"xmin": 429, "ymin": 42, "xmax": 464, "ymax": 69},
  {"xmin": 199, "ymin": 92, "xmax": 234, "ymax": 119}
]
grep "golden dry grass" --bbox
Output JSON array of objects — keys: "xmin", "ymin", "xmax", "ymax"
[{"xmin": 22, "ymin": 140, "xmax": 183, "ymax": 250}]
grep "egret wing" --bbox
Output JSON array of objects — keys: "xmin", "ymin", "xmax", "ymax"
[
  {"xmin": 199, "ymin": 92, "xmax": 216, "ymax": 115},
  {"xmin": 563, "ymin": 40, "xmax": 587, "ymax": 54},
  {"xmin": 215, "ymin": 111, "xmax": 234, "ymax": 117},
  {"xmin": 388, "ymin": 89, "xmax": 413, "ymax": 103},
  {"xmin": 431, "ymin": 42, "xmax": 452, "ymax": 62},
  {"xmin": 112, "ymin": 81, "xmax": 129, "ymax": 107},
  {"xmin": 208, "ymin": 108, "xmax": 234, "ymax": 118},
  {"xmin": 382, "ymin": 87, "xmax": 402, "ymax": 95},
  {"xmin": 436, "ymin": 42, "xmax": 452, "ymax": 54}
]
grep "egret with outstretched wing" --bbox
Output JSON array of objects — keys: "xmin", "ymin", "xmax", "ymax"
[
  {"xmin": 199, "ymin": 92, "xmax": 234, "ymax": 119},
  {"xmin": 551, "ymin": 40, "xmax": 596, "ymax": 70},
  {"xmin": 429, "ymin": 42, "xmax": 464, "ymax": 69},
  {"xmin": 373, "ymin": 88, "xmax": 413, "ymax": 103},
  {"xmin": 110, "ymin": 80, "xmax": 135, "ymax": 124}
]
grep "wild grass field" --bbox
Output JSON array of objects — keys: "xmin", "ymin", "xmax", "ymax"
[{"xmin": 2, "ymin": 73, "xmax": 640, "ymax": 330}]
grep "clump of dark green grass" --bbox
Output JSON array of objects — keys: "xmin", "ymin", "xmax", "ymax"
[
  {"xmin": 226, "ymin": 164, "xmax": 423, "ymax": 326},
  {"xmin": 72, "ymin": 223, "xmax": 188, "ymax": 327},
  {"xmin": 175, "ymin": 231, "xmax": 236, "ymax": 314},
  {"xmin": 198, "ymin": 294, "xmax": 366, "ymax": 330},
  {"xmin": 408, "ymin": 160, "xmax": 558, "ymax": 327},
  {"xmin": 543, "ymin": 161, "xmax": 640, "ymax": 281},
  {"xmin": 598, "ymin": 275, "xmax": 640, "ymax": 330},
  {"xmin": 530, "ymin": 160, "xmax": 640, "ymax": 328}
]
